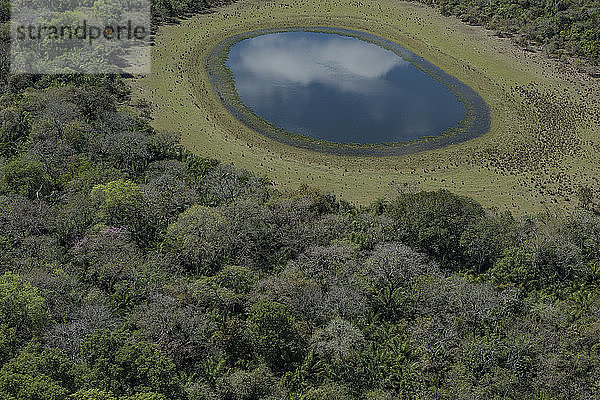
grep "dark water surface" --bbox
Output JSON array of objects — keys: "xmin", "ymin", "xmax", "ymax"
[{"xmin": 226, "ymin": 31, "xmax": 466, "ymax": 144}]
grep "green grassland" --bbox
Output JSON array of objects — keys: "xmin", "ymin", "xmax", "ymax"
[{"xmin": 131, "ymin": 0, "xmax": 600, "ymax": 214}]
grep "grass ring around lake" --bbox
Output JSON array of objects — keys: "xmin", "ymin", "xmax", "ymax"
[
  {"xmin": 133, "ymin": 0, "xmax": 600, "ymax": 211},
  {"xmin": 205, "ymin": 26, "xmax": 491, "ymax": 156}
]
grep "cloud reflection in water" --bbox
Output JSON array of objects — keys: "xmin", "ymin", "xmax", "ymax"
[
  {"xmin": 227, "ymin": 31, "xmax": 465, "ymax": 144},
  {"xmin": 235, "ymin": 33, "xmax": 406, "ymax": 93}
]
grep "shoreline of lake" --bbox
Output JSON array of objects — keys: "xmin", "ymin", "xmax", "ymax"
[{"xmin": 205, "ymin": 26, "xmax": 491, "ymax": 156}]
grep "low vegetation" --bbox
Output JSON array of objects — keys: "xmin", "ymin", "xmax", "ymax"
[{"xmin": 134, "ymin": 0, "xmax": 600, "ymax": 213}]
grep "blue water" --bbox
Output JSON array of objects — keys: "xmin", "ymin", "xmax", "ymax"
[{"xmin": 226, "ymin": 31, "xmax": 466, "ymax": 144}]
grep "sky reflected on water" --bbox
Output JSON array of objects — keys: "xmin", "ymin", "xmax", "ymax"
[{"xmin": 227, "ymin": 31, "xmax": 466, "ymax": 144}]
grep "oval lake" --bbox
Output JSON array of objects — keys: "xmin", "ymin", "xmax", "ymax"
[{"xmin": 226, "ymin": 31, "xmax": 467, "ymax": 144}]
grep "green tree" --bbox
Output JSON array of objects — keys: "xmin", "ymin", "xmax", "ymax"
[
  {"xmin": 0, "ymin": 158, "xmax": 52, "ymax": 199},
  {"xmin": 70, "ymin": 390, "xmax": 167, "ymax": 400},
  {"xmin": 70, "ymin": 227, "xmax": 141, "ymax": 293},
  {"xmin": 385, "ymin": 190, "xmax": 485, "ymax": 269},
  {"xmin": 70, "ymin": 389, "xmax": 117, "ymax": 400},
  {"xmin": 0, "ymin": 273, "xmax": 49, "ymax": 363},
  {"xmin": 309, "ymin": 317, "xmax": 365, "ymax": 367},
  {"xmin": 0, "ymin": 106, "xmax": 29, "ymax": 156},
  {"xmin": 91, "ymin": 179, "xmax": 144, "ymax": 228},
  {"xmin": 163, "ymin": 205, "xmax": 229, "ymax": 274},
  {"xmin": 247, "ymin": 299, "xmax": 304, "ymax": 372},
  {"xmin": 363, "ymin": 242, "xmax": 433, "ymax": 321},
  {"xmin": 459, "ymin": 212, "xmax": 515, "ymax": 273},
  {"xmin": 0, "ymin": 0, "xmax": 9, "ymax": 23},
  {"xmin": 303, "ymin": 382, "xmax": 352, "ymax": 400},
  {"xmin": 80, "ymin": 330, "xmax": 182, "ymax": 398},
  {"xmin": 0, "ymin": 344, "xmax": 76, "ymax": 400},
  {"xmin": 215, "ymin": 365, "xmax": 278, "ymax": 400},
  {"xmin": 122, "ymin": 394, "xmax": 167, "ymax": 400}
]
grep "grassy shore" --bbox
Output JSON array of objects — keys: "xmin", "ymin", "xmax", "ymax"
[
  {"xmin": 205, "ymin": 26, "xmax": 490, "ymax": 156},
  {"xmin": 131, "ymin": 0, "xmax": 600, "ymax": 214}
]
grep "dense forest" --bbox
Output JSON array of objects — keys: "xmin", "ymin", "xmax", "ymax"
[
  {"xmin": 1, "ymin": 74, "xmax": 600, "ymax": 399},
  {"xmin": 1, "ymin": 0, "xmax": 600, "ymax": 399},
  {"xmin": 420, "ymin": 0, "xmax": 600, "ymax": 70}
]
